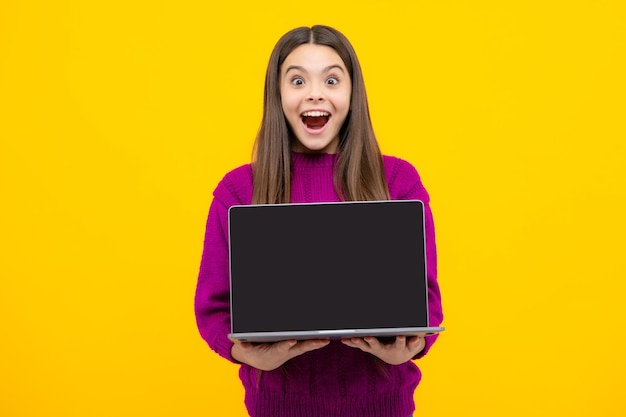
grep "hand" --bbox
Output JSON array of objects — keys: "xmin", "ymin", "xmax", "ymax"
[
  {"xmin": 341, "ymin": 335, "xmax": 425, "ymax": 365},
  {"xmin": 231, "ymin": 339, "xmax": 330, "ymax": 371}
]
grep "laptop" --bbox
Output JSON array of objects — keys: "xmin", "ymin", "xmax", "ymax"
[{"xmin": 227, "ymin": 200, "xmax": 444, "ymax": 342}]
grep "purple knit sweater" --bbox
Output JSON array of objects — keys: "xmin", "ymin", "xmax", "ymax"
[{"xmin": 195, "ymin": 152, "xmax": 443, "ymax": 417}]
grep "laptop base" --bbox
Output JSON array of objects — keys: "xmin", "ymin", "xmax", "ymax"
[{"xmin": 229, "ymin": 327, "xmax": 444, "ymax": 343}]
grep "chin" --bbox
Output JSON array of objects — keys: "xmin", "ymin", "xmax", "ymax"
[{"xmin": 293, "ymin": 136, "xmax": 338, "ymax": 154}]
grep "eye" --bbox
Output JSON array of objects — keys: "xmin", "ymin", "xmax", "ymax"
[
  {"xmin": 326, "ymin": 77, "xmax": 339, "ymax": 85},
  {"xmin": 291, "ymin": 77, "xmax": 304, "ymax": 86}
]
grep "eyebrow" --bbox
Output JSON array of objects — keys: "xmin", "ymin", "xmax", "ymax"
[{"xmin": 284, "ymin": 64, "xmax": 345, "ymax": 75}]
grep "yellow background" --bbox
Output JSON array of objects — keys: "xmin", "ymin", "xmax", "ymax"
[{"xmin": 1, "ymin": 0, "xmax": 625, "ymax": 415}]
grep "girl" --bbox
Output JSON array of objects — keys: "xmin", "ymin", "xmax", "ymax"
[{"xmin": 195, "ymin": 25, "xmax": 443, "ymax": 417}]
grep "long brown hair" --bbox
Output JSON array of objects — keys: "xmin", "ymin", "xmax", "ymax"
[{"xmin": 252, "ymin": 25, "xmax": 390, "ymax": 204}]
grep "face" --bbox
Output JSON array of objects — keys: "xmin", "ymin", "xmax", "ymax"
[{"xmin": 280, "ymin": 44, "xmax": 351, "ymax": 154}]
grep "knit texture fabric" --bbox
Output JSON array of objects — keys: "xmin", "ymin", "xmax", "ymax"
[{"xmin": 195, "ymin": 152, "xmax": 443, "ymax": 417}]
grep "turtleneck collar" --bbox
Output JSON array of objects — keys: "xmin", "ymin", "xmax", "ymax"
[{"xmin": 290, "ymin": 151, "xmax": 339, "ymax": 168}]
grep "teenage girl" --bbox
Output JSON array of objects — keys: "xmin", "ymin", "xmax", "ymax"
[{"xmin": 195, "ymin": 25, "xmax": 443, "ymax": 417}]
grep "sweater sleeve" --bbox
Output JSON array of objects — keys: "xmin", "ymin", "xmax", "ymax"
[
  {"xmin": 194, "ymin": 165, "xmax": 253, "ymax": 363},
  {"xmin": 385, "ymin": 157, "xmax": 444, "ymax": 360},
  {"xmin": 194, "ymin": 196, "xmax": 237, "ymax": 362}
]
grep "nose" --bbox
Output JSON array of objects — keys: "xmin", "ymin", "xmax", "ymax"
[{"xmin": 307, "ymin": 85, "xmax": 324, "ymax": 102}]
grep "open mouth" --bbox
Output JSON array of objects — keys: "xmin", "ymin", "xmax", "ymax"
[{"xmin": 301, "ymin": 111, "xmax": 330, "ymax": 130}]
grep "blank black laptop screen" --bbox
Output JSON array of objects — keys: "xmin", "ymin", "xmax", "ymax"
[{"xmin": 228, "ymin": 200, "xmax": 428, "ymax": 334}]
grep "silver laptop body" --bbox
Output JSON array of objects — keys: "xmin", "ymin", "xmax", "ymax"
[{"xmin": 227, "ymin": 200, "xmax": 444, "ymax": 342}]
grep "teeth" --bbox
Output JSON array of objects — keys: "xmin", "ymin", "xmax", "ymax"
[{"xmin": 302, "ymin": 111, "xmax": 329, "ymax": 117}]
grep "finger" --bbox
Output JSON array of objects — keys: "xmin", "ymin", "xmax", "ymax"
[
  {"xmin": 406, "ymin": 336, "xmax": 421, "ymax": 348},
  {"xmin": 363, "ymin": 336, "xmax": 382, "ymax": 350},
  {"xmin": 298, "ymin": 339, "xmax": 330, "ymax": 351},
  {"xmin": 341, "ymin": 338, "xmax": 359, "ymax": 348},
  {"xmin": 276, "ymin": 339, "xmax": 299, "ymax": 352},
  {"xmin": 286, "ymin": 339, "xmax": 330, "ymax": 357},
  {"xmin": 407, "ymin": 337, "xmax": 425, "ymax": 354},
  {"xmin": 416, "ymin": 337, "xmax": 426, "ymax": 351},
  {"xmin": 345, "ymin": 337, "xmax": 372, "ymax": 353},
  {"xmin": 394, "ymin": 335, "xmax": 407, "ymax": 349}
]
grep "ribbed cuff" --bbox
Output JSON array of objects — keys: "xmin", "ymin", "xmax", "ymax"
[{"xmin": 208, "ymin": 316, "xmax": 238, "ymax": 363}]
